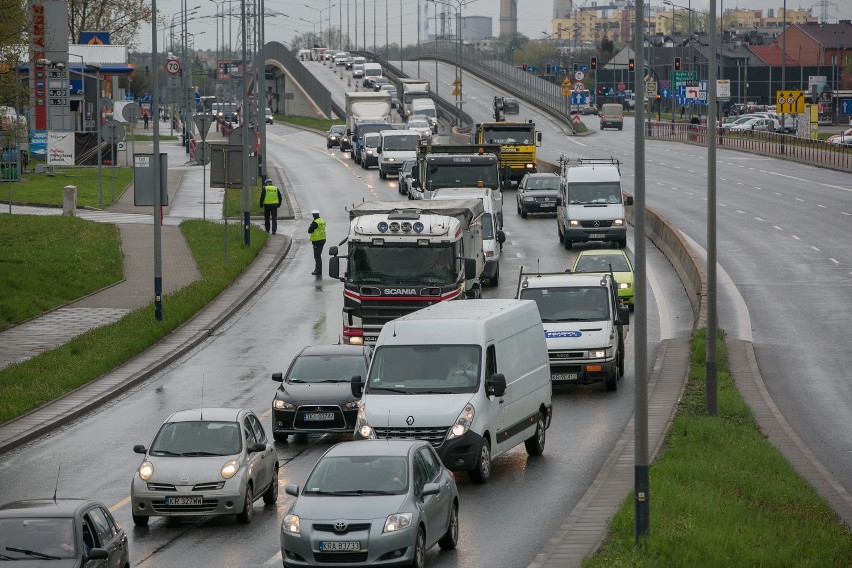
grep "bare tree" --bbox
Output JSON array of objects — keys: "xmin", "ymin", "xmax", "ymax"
[{"xmin": 68, "ymin": 0, "xmax": 152, "ymax": 49}]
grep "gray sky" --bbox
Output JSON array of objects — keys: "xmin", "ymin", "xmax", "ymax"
[{"xmin": 136, "ymin": 1, "xmax": 852, "ymax": 54}]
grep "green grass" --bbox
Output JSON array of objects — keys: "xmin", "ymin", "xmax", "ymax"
[
  {"xmin": 0, "ymin": 216, "xmax": 123, "ymax": 329},
  {"xmin": 1, "ymin": 167, "xmax": 133, "ymax": 208},
  {"xmin": 224, "ymin": 183, "xmax": 264, "ymax": 218},
  {"xmin": 0, "ymin": 220, "xmax": 267, "ymax": 423},
  {"xmin": 582, "ymin": 329, "xmax": 852, "ymax": 567},
  {"xmin": 274, "ymin": 115, "xmax": 343, "ymax": 132}
]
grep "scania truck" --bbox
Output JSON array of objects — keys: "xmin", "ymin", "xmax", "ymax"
[{"xmin": 328, "ymin": 199, "xmax": 485, "ymax": 345}]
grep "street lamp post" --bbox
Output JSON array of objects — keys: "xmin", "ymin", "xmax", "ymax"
[
  {"xmin": 428, "ymin": 0, "xmax": 478, "ymax": 127},
  {"xmin": 305, "ymin": 3, "xmax": 336, "ymax": 46}
]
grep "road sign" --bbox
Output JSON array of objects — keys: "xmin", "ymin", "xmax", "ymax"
[
  {"xmin": 717, "ymin": 80, "xmax": 731, "ymax": 101},
  {"xmin": 572, "ymin": 114, "xmax": 581, "ymax": 125},
  {"xmin": 102, "ymin": 119, "xmax": 125, "ymax": 143},
  {"xmin": 193, "ymin": 113, "xmax": 216, "ymax": 140},
  {"xmin": 684, "ymin": 80, "xmax": 708, "ymax": 103},
  {"xmin": 660, "ymin": 80, "xmax": 670, "ymax": 91},
  {"xmin": 574, "ymin": 70, "xmax": 585, "ymax": 81},
  {"xmin": 661, "ymin": 89, "xmax": 670, "ymax": 99},
  {"xmin": 121, "ymin": 102, "xmax": 141, "ymax": 121},
  {"xmin": 617, "ymin": 82, "xmax": 625, "ymax": 91},
  {"xmin": 646, "ymin": 81, "xmax": 657, "ymax": 95},
  {"xmin": 841, "ymin": 99, "xmax": 852, "ymax": 115},
  {"xmin": 100, "ymin": 97, "xmax": 113, "ymax": 110},
  {"xmin": 561, "ymin": 86, "xmax": 571, "ymax": 97},
  {"xmin": 561, "ymin": 77, "xmax": 571, "ymax": 87},
  {"xmin": 166, "ymin": 58, "xmax": 181, "ymax": 75},
  {"xmin": 574, "ymin": 82, "xmax": 585, "ymax": 92},
  {"xmin": 776, "ymin": 90, "xmax": 804, "ymax": 114},
  {"xmin": 195, "ymin": 141, "xmax": 212, "ymax": 165},
  {"xmin": 570, "ymin": 92, "xmax": 587, "ymax": 105},
  {"xmin": 671, "ymin": 71, "xmax": 697, "ymax": 85},
  {"xmin": 452, "ymin": 77, "xmax": 461, "ymax": 86},
  {"xmin": 452, "ymin": 86, "xmax": 460, "ymax": 97}
]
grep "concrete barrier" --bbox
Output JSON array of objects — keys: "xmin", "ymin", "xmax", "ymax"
[{"xmin": 62, "ymin": 185, "xmax": 77, "ymax": 217}]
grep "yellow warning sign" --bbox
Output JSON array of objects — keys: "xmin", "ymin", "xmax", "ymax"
[
  {"xmin": 452, "ymin": 86, "xmax": 460, "ymax": 97},
  {"xmin": 87, "ymin": 36, "xmax": 105, "ymax": 45},
  {"xmin": 561, "ymin": 86, "xmax": 571, "ymax": 96},
  {"xmin": 561, "ymin": 77, "xmax": 571, "ymax": 87},
  {"xmin": 452, "ymin": 77, "xmax": 461, "ymax": 86}
]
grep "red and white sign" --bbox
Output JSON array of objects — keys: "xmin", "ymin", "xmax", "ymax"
[
  {"xmin": 618, "ymin": 82, "xmax": 626, "ymax": 91},
  {"xmin": 574, "ymin": 70, "xmax": 585, "ymax": 81},
  {"xmin": 574, "ymin": 82, "xmax": 585, "ymax": 92},
  {"xmin": 165, "ymin": 59, "xmax": 181, "ymax": 75},
  {"xmin": 572, "ymin": 114, "xmax": 581, "ymax": 125}
]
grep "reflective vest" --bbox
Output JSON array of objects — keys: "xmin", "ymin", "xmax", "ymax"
[
  {"xmin": 262, "ymin": 185, "xmax": 279, "ymax": 205},
  {"xmin": 310, "ymin": 217, "xmax": 326, "ymax": 241}
]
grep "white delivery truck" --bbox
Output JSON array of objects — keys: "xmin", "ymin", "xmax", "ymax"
[
  {"xmin": 376, "ymin": 129, "xmax": 420, "ymax": 179},
  {"xmin": 556, "ymin": 157, "xmax": 633, "ymax": 249},
  {"xmin": 352, "ymin": 299, "xmax": 553, "ymax": 483},
  {"xmin": 342, "ymin": 91, "xmax": 392, "ymax": 153},
  {"xmin": 430, "ymin": 187, "xmax": 506, "ymax": 287},
  {"xmin": 516, "ymin": 268, "xmax": 630, "ymax": 391},
  {"xmin": 398, "ymin": 78, "xmax": 431, "ymax": 117}
]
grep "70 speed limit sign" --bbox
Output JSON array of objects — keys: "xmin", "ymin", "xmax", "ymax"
[{"xmin": 166, "ymin": 59, "xmax": 182, "ymax": 75}]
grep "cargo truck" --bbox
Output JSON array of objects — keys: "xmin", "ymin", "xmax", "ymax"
[
  {"xmin": 398, "ymin": 78, "xmax": 431, "ymax": 118},
  {"xmin": 342, "ymin": 91, "xmax": 392, "ymax": 153}
]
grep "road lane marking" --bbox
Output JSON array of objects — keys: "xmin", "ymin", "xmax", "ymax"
[
  {"xmin": 794, "ymin": 198, "xmax": 804, "ymax": 202},
  {"xmin": 266, "ymin": 551, "xmax": 283, "ymax": 564},
  {"xmin": 830, "ymin": 258, "xmax": 840, "ymax": 265},
  {"xmin": 817, "ymin": 204, "xmax": 826, "ymax": 208},
  {"xmin": 110, "ymin": 496, "xmax": 130, "ymax": 512},
  {"xmin": 792, "ymin": 235, "xmax": 800, "ymax": 240},
  {"xmin": 765, "ymin": 171, "xmax": 852, "ymax": 193},
  {"xmin": 843, "ymin": 212, "xmax": 851, "ymax": 216},
  {"xmin": 811, "ymin": 246, "xmax": 820, "ymax": 252},
  {"xmin": 754, "ymin": 217, "xmax": 764, "ymax": 222},
  {"xmin": 774, "ymin": 226, "xmax": 783, "ymax": 231},
  {"xmin": 736, "ymin": 210, "xmax": 745, "ymax": 214}
]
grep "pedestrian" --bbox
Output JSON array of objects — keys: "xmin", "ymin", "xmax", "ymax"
[
  {"xmin": 308, "ymin": 209, "xmax": 326, "ymax": 276},
  {"xmin": 259, "ymin": 178, "xmax": 282, "ymax": 234},
  {"xmin": 143, "ymin": 111, "xmax": 149, "ymax": 130},
  {"xmin": 680, "ymin": 105, "xmax": 685, "ymax": 119}
]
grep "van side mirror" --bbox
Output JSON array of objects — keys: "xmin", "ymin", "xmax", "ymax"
[
  {"xmin": 624, "ymin": 195, "xmax": 634, "ymax": 206},
  {"xmin": 497, "ymin": 230, "xmax": 506, "ymax": 244},
  {"xmin": 556, "ymin": 197, "xmax": 563, "ymax": 206},
  {"xmin": 329, "ymin": 245, "xmax": 339, "ymax": 256},
  {"xmin": 616, "ymin": 305, "xmax": 630, "ymax": 326},
  {"xmin": 411, "ymin": 180, "xmax": 421, "ymax": 189},
  {"xmin": 271, "ymin": 372, "xmax": 283, "ymax": 382},
  {"xmin": 329, "ymin": 256, "xmax": 341, "ymax": 280},
  {"xmin": 376, "ymin": 146, "xmax": 382, "ymax": 154},
  {"xmin": 351, "ymin": 375, "xmax": 364, "ymax": 398},
  {"xmin": 464, "ymin": 258, "xmax": 477, "ymax": 279},
  {"xmin": 486, "ymin": 373, "xmax": 507, "ymax": 397}
]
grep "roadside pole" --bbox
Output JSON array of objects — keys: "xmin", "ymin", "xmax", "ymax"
[{"xmin": 152, "ymin": 0, "xmax": 163, "ymax": 321}]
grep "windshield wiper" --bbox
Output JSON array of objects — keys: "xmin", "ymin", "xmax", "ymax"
[
  {"xmin": 318, "ymin": 379, "xmax": 347, "ymax": 383},
  {"xmin": 541, "ymin": 317, "xmax": 586, "ymax": 322},
  {"xmin": 150, "ymin": 450, "xmax": 182, "ymax": 456},
  {"xmin": 331, "ymin": 489, "xmax": 397, "ymax": 495},
  {"xmin": 368, "ymin": 387, "xmax": 413, "ymax": 394},
  {"xmin": 179, "ymin": 451, "xmax": 224, "ymax": 456},
  {"xmin": 0, "ymin": 552, "xmax": 19, "ymax": 560},
  {"xmin": 5, "ymin": 547, "xmax": 59, "ymax": 560}
]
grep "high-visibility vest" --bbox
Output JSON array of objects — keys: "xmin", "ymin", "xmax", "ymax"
[
  {"xmin": 310, "ymin": 217, "xmax": 326, "ymax": 241},
  {"xmin": 263, "ymin": 185, "xmax": 279, "ymax": 205}
]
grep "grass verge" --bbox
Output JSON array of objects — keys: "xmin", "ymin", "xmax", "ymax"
[
  {"xmin": 1, "ymin": 167, "xmax": 133, "ymax": 208},
  {"xmin": 0, "ymin": 220, "xmax": 267, "ymax": 423},
  {"xmin": 0, "ymin": 216, "xmax": 123, "ymax": 329},
  {"xmin": 224, "ymin": 183, "xmax": 263, "ymax": 218},
  {"xmin": 274, "ymin": 115, "xmax": 343, "ymax": 132},
  {"xmin": 582, "ymin": 329, "xmax": 852, "ymax": 567}
]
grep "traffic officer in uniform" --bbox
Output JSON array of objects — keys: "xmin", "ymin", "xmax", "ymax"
[
  {"xmin": 259, "ymin": 179, "xmax": 282, "ymax": 234},
  {"xmin": 308, "ymin": 210, "xmax": 326, "ymax": 276}
]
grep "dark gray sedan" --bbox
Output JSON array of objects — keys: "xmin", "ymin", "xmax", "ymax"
[
  {"xmin": 0, "ymin": 498, "xmax": 128, "ymax": 566},
  {"xmin": 272, "ymin": 344, "xmax": 371, "ymax": 442},
  {"xmin": 517, "ymin": 172, "xmax": 560, "ymax": 217},
  {"xmin": 280, "ymin": 439, "xmax": 459, "ymax": 567}
]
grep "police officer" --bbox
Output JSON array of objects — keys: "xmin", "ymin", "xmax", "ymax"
[
  {"xmin": 308, "ymin": 210, "xmax": 326, "ymax": 276},
  {"xmin": 259, "ymin": 179, "xmax": 282, "ymax": 234}
]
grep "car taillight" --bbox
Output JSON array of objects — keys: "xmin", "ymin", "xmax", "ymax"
[{"xmin": 343, "ymin": 327, "xmax": 363, "ymax": 337}]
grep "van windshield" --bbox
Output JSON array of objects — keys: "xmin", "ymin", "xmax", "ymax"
[
  {"xmin": 367, "ymin": 345, "xmax": 481, "ymax": 394},
  {"xmin": 564, "ymin": 182, "xmax": 622, "ymax": 205},
  {"xmin": 519, "ymin": 286, "xmax": 610, "ymax": 322},
  {"xmin": 383, "ymin": 135, "xmax": 419, "ymax": 151}
]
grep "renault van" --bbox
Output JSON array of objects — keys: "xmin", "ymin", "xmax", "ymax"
[
  {"xmin": 352, "ymin": 300, "xmax": 553, "ymax": 483},
  {"xmin": 377, "ymin": 129, "xmax": 421, "ymax": 179}
]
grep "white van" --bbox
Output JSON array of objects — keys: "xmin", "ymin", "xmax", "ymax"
[
  {"xmin": 430, "ymin": 187, "xmax": 506, "ymax": 286},
  {"xmin": 409, "ymin": 98, "xmax": 438, "ymax": 132},
  {"xmin": 556, "ymin": 157, "xmax": 632, "ymax": 249},
  {"xmin": 352, "ymin": 299, "xmax": 553, "ymax": 483},
  {"xmin": 376, "ymin": 129, "xmax": 421, "ymax": 179},
  {"xmin": 362, "ymin": 62, "xmax": 383, "ymax": 87},
  {"xmin": 350, "ymin": 57, "xmax": 367, "ymax": 77}
]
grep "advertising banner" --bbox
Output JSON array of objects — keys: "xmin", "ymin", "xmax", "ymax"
[{"xmin": 47, "ymin": 130, "xmax": 75, "ymax": 165}]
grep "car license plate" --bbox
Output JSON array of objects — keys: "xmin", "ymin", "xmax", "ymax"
[
  {"xmin": 319, "ymin": 541, "xmax": 361, "ymax": 552},
  {"xmin": 552, "ymin": 373, "xmax": 578, "ymax": 381},
  {"xmin": 540, "ymin": 203, "xmax": 555, "ymax": 207},
  {"xmin": 588, "ymin": 233, "xmax": 605, "ymax": 239},
  {"xmin": 304, "ymin": 412, "xmax": 335, "ymax": 421},
  {"xmin": 165, "ymin": 496, "xmax": 203, "ymax": 506}
]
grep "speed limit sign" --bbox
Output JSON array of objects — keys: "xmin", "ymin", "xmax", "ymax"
[{"xmin": 165, "ymin": 58, "xmax": 181, "ymax": 75}]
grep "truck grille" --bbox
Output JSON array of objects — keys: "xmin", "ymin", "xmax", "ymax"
[
  {"xmin": 373, "ymin": 426, "xmax": 449, "ymax": 448},
  {"xmin": 500, "ymin": 152, "xmax": 534, "ymax": 167},
  {"xmin": 361, "ymin": 300, "xmax": 435, "ymax": 336},
  {"xmin": 579, "ymin": 219, "xmax": 614, "ymax": 228}
]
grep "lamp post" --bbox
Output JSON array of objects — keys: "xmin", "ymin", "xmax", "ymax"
[
  {"xmin": 84, "ymin": 62, "xmax": 104, "ymax": 208},
  {"xmin": 210, "ymin": 0, "xmax": 228, "ymax": 82},
  {"xmin": 305, "ymin": 3, "xmax": 335, "ymax": 46},
  {"xmin": 428, "ymin": 0, "xmax": 478, "ymax": 127}
]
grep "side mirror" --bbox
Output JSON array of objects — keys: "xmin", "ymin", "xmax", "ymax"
[
  {"xmin": 86, "ymin": 548, "xmax": 109, "ymax": 560},
  {"xmin": 556, "ymin": 197, "xmax": 563, "ymax": 206},
  {"xmin": 351, "ymin": 375, "xmax": 364, "ymax": 398},
  {"xmin": 329, "ymin": 245, "xmax": 339, "ymax": 256},
  {"xmin": 376, "ymin": 147, "xmax": 382, "ymax": 154},
  {"xmin": 411, "ymin": 180, "xmax": 421, "ymax": 189},
  {"xmin": 284, "ymin": 484, "xmax": 300, "ymax": 497},
  {"xmin": 421, "ymin": 482, "xmax": 440, "ymax": 497},
  {"xmin": 496, "ymin": 230, "xmax": 506, "ymax": 244},
  {"xmin": 329, "ymin": 256, "xmax": 341, "ymax": 280},
  {"xmin": 133, "ymin": 445, "xmax": 147, "ymax": 454},
  {"xmin": 617, "ymin": 305, "xmax": 630, "ymax": 326},
  {"xmin": 537, "ymin": 131, "xmax": 543, "ymax": 144},
  {"xmin": 271, "ymin": 372, "xmax": 283, "ymax": 382},
  {"xmin": 463, "ymin": 258, "xmax": 477, "ymax": 279},
  {"xmin": 486, "ymin": 373, "xmax": 507, "ymax": 397},
  {"xmin": 624, "ymin": 195, "xmax": 634, "ymax": 206},
  {"xmin": 248, "ymin": 442, "xmax": 266, "ymax": 453}
]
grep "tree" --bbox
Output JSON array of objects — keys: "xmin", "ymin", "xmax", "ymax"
[
  {"xmin": 498, "ymin": 32, "xmax": 528, "ymax": 65},
  {"xmin": 0, "ymin": 1, "xmax": 28, "ymax": 109},
  {"xmin": 600, "ymin": 35, "xmax": 614, "ymax": 59},
  {"xmin": 68, "ymin": 0, "xmax": 152, "ymax": 49}
]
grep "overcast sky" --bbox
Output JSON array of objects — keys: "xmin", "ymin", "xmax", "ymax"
[{"xmin": 135, "ymin": 0, "xmax": 852, "ymax": 54}]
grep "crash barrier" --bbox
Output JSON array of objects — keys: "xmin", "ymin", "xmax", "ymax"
[
  {"xmin": 647, "ymin": 121, "xmax": 852, "ymax": 173},
  {"xmin": 538, "ymin": 158, "xmax": 705, "ymax": 328}
]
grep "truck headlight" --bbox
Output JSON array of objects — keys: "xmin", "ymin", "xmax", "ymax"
[
  {"xmin": 523, "ymin": 197, "xmax": 535, "ymax": 202},
  {"xmin": 525, "ymin": 163, "xmax": 535, "ymax": 169},
  {"xmin": 484, "ymin": 251, "xmax": 495, "ymax": 258},
  {"xmin": 446, "ymin": 403, "xmax": 474, "ymax": 440},
  {"xmin": 386, "ymin": 157, "xmax": 395, "ymax": 162},
  {"xmin": 569, "ymin": 220, "xmax": 580, "ymax": 227},
  {"xmin": 591, "ymin": 347, "xmax": 614, "ymax": 358},
  {"xmin": 355, "ymin": 405, "xmax": 375, "ymax": 439},
  {"xmin": 613, "ymin": 219, "xmax": 624, "ymax": 226},
  {"xmin": 619, "ymin": 282, "xmax": 630, "ymax": 289}
]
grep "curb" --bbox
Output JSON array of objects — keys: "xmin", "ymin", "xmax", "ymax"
[{"xmin": 0, "ymin": 236, "xmax": 292, "ymax": 455}]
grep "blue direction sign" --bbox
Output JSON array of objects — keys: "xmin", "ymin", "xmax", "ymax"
[
  {"xmin": 571, "ymin": 92, "xmax": 587, "ymax": 105},
  {"xmin": 661, "ymin": 89, "xmax": 670, "ymax": 99},
  {"xmin": 579, "ymin": 65, "xmax": 588, "ymax": 71},
  {"xmin": 841, "ymin": 99, "xmax": 852, "ymax": 114}
]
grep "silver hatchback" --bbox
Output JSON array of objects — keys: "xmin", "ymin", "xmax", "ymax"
[
  {"xmin": 280, "ymin": 439, "xmax": 459, "ymax": 567},
  {"xmin": 130, "ymin": 408, "xmax": 279, "ymax": 525}
]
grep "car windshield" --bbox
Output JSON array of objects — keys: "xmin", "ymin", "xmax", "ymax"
[
  {"xmin": 363, "ymin": 134, "xmax": 379, "ymax": 148},
  {"xmin": 408, "ymin": 120, "xmax": 429, "ymax": 130},
  {"xmin": 348, "ymin": 244, "xmax": 456, "ymax": 286},
  {"xmin": 425, "ymin": 163, "xmax": 499, "ymax": 190},
  {"xmin": 0, "ymin": 518, "xmax": 75, "ymax": 559},
  {"xmin": 304, "ymin": 455, "xmax": 408, "ymax": 495},
  {"xmin": 330, "ymin": 125, "xmax": 346, "ymax": 135},
  {"xmin": 383, "ymin": 135, "xmax": 418, "ymax": 151},
  {"xmin": 412, "ymin": 106, "xmax": 436, "ymax": 118},
  {"xmin": 564, "ymin": 182, "xmax": 622, "ymax": 205},
  {"xmin": 368, "ymin": 345, "xmax": 481, "ymax": 394},
  {"xmin": 574, "ymin": 254, "xmax": 631, "ymax": 273},
  {"xmin": 481, "ymin": 125, "xmax": 536, "ymax": 144},
  {"xmin": 401, "ymin": 160, "xmax": 415, "ymax": 173},
  {"xmin": 287, "ymin": 354, "xmax": 366, "ymax": 384},
  {"xmin": 150, "ymin": 421, "xmax": 242, "ymax": 457},
  {"xmin": 520, "ymin": 286, "xmax": 610, "ymax": 322},
  {"xmin": 524, "ymin": 176, "xmax": 560, "ymax": 190}
]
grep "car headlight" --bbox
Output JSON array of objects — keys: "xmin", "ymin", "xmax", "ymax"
[
  {"xmin": 613, "ymin": 219, "xmax": 624, "ymax": 227},
  {"xmin": 274, "ymin": 399, "xmax": 295, "ymax": 410},
  {"xmin": 221, "ymin": 460, "xmax": 240, "ymax": 479},
  {"xmin": 619, "ymin": 282, "xmax": 630, "ymax": 289},
  {"xmin": 383, "ymin": 513, "xmax": 412, "ymax": 533},
  {"xmin": 138, "ymin": 461, "xmax": 154, "ymax": 481},
  {"xmin": 386, "ymin": 157, "xmax": 395, "ymax": 162},
  {"xmin": 366, "ymin": 150, "xmax": 373, "ymax": 155},
  {"xmin": 591, "ymin": 347, "xmax": 614, "ymax": 359},
  {"xmin": 484, "ymin": 251, "xmax": 495, "ymax": 258},
  {"xmin": 446, "ymin": 403, "xmax": 474, "ymax": 440},
  {"xmin": 344, "ymin": 400, "xmax": 359, "ymax": 409},
  {"xmin": 569, "ymin": 220, "xmax": 580, "ymax": 227},
  {"xmin": 523, "ymin": 197, "xmax": 535, "ymax": 202},
  {"xmin": 283, "ymin": 514, "xmax": 300, "ymax": 534},
  {"xmin": 355, "ymin": 405, "xmax": 375, "ymax": 439}
]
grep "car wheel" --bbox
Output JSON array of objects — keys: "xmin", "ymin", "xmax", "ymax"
[
  {"xmin": 273, "ymin": 432, "xmax": 289, "ymax": 442},
  {"xmin": 236, "ymin": 485, "xmax": 253, "ymax": 524},
  {"xmin": 263, "ymin": 468, "xmax": 279, "ymax": 504},
  {"xmin": 521, "ymin": 207, "xmax": 528, "ymax": 219},
  {"xmin": 469, "ymin": 438, "xmax": 491, "ymax": 483},
  {"xmin": 605, "ymin": 369, "xmax": 618, "ymax": 392},
  {"xmin": 438, "ymin": 502, "xmax": 459, "ymax": 550},
  {"xmin": 132, "ymin": 513, "xmax": 149, "ymax": 526},
  {"xmin": 408, "ymin": 527, "xmax": 426, "ymax": 568},
  {"xmin": 490, "ymin": 265, "xmax": 499, "ymax": 287},
  {"xmin": 564, "ymin": 237, "xmax": 573, "ymax": 250},
  {"xmin": 524, "ymin": 412, "xmax": 546, "ymax": 456}
]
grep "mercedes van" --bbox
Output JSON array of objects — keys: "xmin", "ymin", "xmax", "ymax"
[
  {"xmin": 352, "ymin": 299, "xmax": 553, "ymax": 483},
  {"xmin": 377, "ymin": 129, "xmax": 421, "ymax": 179}
]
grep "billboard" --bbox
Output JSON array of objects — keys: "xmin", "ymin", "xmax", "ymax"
[{"xmin": 217, "ymin": 60, "xmax": 253, "ymax": 80}]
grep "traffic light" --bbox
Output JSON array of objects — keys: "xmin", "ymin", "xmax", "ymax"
[
  {"xmin": 522, "ymin": 63, "xmax": 527, "ymax": 71},
  {"xmin": 674, "ymin": 57, "xmax": 681, "ymax": 71},
  {"xmin": 590, "ymin": 57, "xmax": 597, "ymax": 70},
  {"xmin": 546, "ymin": 64, "xmax": 552, "ymax": 74},
  {"xmin": 628, "ymin": 58, "xmax": 635, "ymax": 71},
  {"xmin": 656, "ymin": 92, "xmax": 661, "ymax": 101},
  {"xmin": 573, "ymin": 62, "xmax": 579, "ymax": 72}
]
